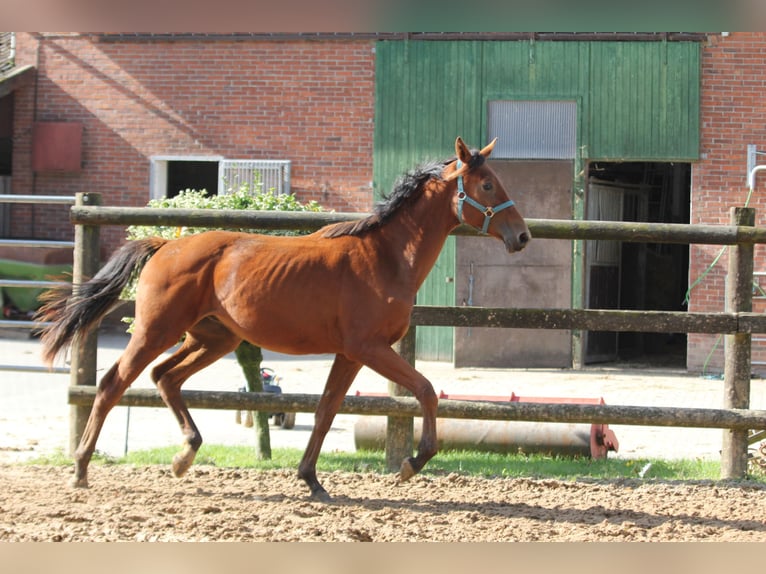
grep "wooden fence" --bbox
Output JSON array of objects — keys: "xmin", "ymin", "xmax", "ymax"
[{"xmin": 65, "ymin": 192, "xmax": 766, "ymax": 478}]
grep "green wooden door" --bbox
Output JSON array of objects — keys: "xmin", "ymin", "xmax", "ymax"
[
  {"xmin": 374, "ymin": 38, "xmax": 701, "ymax": 362},
  {"xmin": 373, "ymin": 41, "xmax": 486, "ymax": 361}
]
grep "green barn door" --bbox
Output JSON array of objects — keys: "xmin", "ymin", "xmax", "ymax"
[
  {"xmin": 415, "ymin": 237, "xmax": 455, "ymax": 361},
  {"xmin": 374, "ymin": 40, "xmax": 485, "ymax": 362}
]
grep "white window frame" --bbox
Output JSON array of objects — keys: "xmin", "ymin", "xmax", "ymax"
[
  {"xmin": 149, "ymin": 155, "xmax": 291, "ymax": 200},
  {"xmin": 149, "ymin": 155, "xmax": 223, "ymax": 200}
]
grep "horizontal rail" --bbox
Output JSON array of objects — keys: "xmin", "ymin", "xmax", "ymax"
[
  {"xmin": 0, "ymin": 239, "xmax": 74, "ymax": 249},
  {"xmin": 0, "ymin": 319, "xmax": 50, "ymax": 329},
  {"xmin": 68, "ymin": 386, "xmax": 766, "ymax": 431},
  {"xmin": 411, "ymin": 306, "xmax": 750, "ymax": 334},
  {"xmin": 0, "ymin": 194, "xmax": 76, "ymax": 205},
  {"xmin": 68, "ymin": 207, "xmax": 766, "ymax": 245},
  {"xmin": 1, "ymin": 364, "xmax": 69, "ymax": 374},
  {"xmin": 0, "ymin": 279, "xmax": 69, "ymax": 289}
]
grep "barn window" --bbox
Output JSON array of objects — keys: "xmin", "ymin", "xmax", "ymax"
[{"xmin": 150, "ymin": 156, "xmax": 291, "ymax": 199}]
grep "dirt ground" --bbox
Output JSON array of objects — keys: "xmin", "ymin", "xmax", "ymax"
[{"xmin": 1, "ymin": 463, "xmax": 765, "ymax": 541}]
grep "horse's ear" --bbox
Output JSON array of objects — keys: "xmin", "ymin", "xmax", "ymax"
[
  {"xmin": 455, "ymin": 136, "xmax": 472, "ymax": 164},
  {"xmin": 479, "ymin": 138, "xmax": 497, "ymax": 158},
  {"xmin": 444, "ymin": 137, "xmax": 473, "ymax": 181}
]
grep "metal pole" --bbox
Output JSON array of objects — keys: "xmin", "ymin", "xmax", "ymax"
[
  {"xmin": 721, "ymin": 206, "xmax": 755, "ymax": 478},
  {"xmin": 69, "ymin": 192, "xmax": 102, "ymax": 456},
  {"xmin": 385, "ymin": 327, "xmax": 416, "ymax": 472}
]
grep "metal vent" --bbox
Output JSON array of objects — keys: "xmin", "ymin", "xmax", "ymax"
[
  {"xmin": 0, "ymin": 33, "xmax": 14, "ymax": 74},
  {"xmin": 219, "ymin": 160, "xmax": 291, "ymax": 195},
  {"xmin": 488, "ymin": 100, "xmax": 577, "ymax": 159}
]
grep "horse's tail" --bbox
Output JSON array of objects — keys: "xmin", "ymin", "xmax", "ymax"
[{"xmin": 36, "ymin": 237, "xmax": 168, "ymax": 367}]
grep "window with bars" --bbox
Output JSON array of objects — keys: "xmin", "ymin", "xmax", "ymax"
[
  {"xmin": 0, "ymin": 33, "xmax": 14, "ymax": 74},
  {"xmin": 150, "ymin": 157, "xmax": 291, "ymax": 199},
  {"xmin": 219, "ymin": 160, "xmax": 291, "ymax": 196}
]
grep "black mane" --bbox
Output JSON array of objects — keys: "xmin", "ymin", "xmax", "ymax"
[{"xmin": 321, "ymin": 159, "xmax": 448, "ymax": 238}]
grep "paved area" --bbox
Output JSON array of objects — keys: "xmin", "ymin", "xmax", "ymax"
[{"xmin": 1, "ymin": 328, "xmax": 765, "ymax": 464}]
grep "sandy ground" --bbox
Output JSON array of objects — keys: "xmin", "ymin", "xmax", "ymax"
[
  {"xmin": 2, "ymin": 329, "xmax": 766, "ymax": 542},
  {"xmin": 1, "ymin": 464, "xmax": 765, "ymax": 541}
]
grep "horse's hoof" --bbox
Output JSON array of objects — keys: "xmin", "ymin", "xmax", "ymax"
[
  {"xmin": 398, "ymin": 458, "xmax": 416, "ymax": 482},
  {"xmin": 310, "ymin": 488, "xmax": 333, "ymax": 504},
  {"xmin": 70, "ymin": 476, "xmax": 89, "ymax": 488},
  {"xmin": 171, "ymin": 452, "xmax": 194, "ymax": 478}
]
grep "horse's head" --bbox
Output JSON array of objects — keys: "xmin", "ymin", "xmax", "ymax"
[{"xmin": 444, "ymin": 137, "xmax": 530, "ymax": 253}]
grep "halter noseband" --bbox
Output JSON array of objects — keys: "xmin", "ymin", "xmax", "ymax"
[{"xmin": 455, "ymin": 159, "xmax": 516, "ymax": 235}]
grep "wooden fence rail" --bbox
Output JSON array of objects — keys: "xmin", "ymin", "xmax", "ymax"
[
  {"xmin": 69, "ymin": 204, "xmax": 766, "ymax": 244},
  {"xmin": 66, "ymin": 194, "xmax": 766, "ymax": 479},
  {"xmin": 68, "ymin": 386, "xmax": 766, "ymax": 431}
]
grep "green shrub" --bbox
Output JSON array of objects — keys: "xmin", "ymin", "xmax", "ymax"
[{"xmin": 126, "ymin": 187, "xmax": 323, "ymax": 241}]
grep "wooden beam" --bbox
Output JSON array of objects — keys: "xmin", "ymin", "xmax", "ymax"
[{"xmin": 68, "ymin": 386, "xmax": 766, "ymax": 431}]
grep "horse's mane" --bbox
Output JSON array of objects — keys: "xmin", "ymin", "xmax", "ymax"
[{"xmin": 320, "ymin": 159, "xmax": 448, "ymax": 239}]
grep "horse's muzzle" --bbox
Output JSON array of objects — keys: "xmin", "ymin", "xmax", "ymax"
[{"xmin": 505, "ymin": 229, "xmax": 531, "ymax": 253}]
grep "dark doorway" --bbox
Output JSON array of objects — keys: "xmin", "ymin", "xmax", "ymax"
[
  {"xmin": 0, "ymin": 94, "xmax": 13, "ymax": 236},
  {"xmin": 166, "ymin": 160, "xmax": 219, "ymax": 198},
  {"xmin": 585, "ymin": 161, "xmax": 691, "ymax": 367},
  {"xmin": 0, "ymin": 94, "xmax": 12, "ymax": 175}
]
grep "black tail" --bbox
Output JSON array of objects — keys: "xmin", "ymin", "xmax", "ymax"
[{"xmin": 35, "ymin": 237, "xmax": 168, "ymax": 366}]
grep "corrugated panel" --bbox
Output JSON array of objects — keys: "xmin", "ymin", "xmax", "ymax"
[{"xmin": 488, "ymin": 100, "xmax": 577, "ymax": 159}]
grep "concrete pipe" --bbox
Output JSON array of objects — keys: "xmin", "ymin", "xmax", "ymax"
[{"xmin": 354, "ymin": 416, "xmax": 618, "ymax": 459}]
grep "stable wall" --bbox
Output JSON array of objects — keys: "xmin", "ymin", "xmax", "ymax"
[
  {"xmin": 689, "ymin": 32, "xmax": 766, "ymax": 374},
  {"xmin": 9, "ymin": 33, "xmax": 376, "ymax": 257}
]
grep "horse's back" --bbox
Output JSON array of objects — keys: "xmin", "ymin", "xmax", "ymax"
[{"xmin": 134, "ymin": 229, "xmax": 377, "ymax": 354}]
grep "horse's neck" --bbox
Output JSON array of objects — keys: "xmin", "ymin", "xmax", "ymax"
[{"xmin": 371, "ymin": 184, "xmax": 457, "ymax": 290}]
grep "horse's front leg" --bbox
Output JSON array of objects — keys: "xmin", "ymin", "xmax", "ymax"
[
  {"xmin": 298, "ymin": 354, "xmax": 362, "ymax": 502},
  {"xmin": 352, "ymin": 345, "xmax": 439, "ymax": 482}
]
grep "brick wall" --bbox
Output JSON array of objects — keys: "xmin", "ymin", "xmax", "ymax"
[
  {"xmin": 10, "ymin": 33, "xmax": 376, "ymax": 257},
  {"xmin": 690, "ymin": 32, "xmax": 766, "ymax": 373}
]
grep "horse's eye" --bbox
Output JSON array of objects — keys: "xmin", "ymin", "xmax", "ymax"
[{"xmin": 482, "ymin": 181, "xmax": 493, "ymax": 192}]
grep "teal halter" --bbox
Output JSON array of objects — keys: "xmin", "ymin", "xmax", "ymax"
[{"xmin": 455, "ymin": 160, "xmax": 516, "ymax": 235}]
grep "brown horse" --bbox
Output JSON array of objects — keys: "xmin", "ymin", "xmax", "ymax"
[{"xmin": 37, "ymin": 137, "xmax": 530, "ymax": 501}]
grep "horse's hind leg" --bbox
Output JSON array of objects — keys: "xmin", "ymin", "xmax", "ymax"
[
  {"xmin": 73, "ymin": 333, "xmax": 178, "ymax": 488},
  {"xmin": 150, "ymin": 318, "xmax": 241, "ymax": 478},
  {"xmin": 298, "ymin": 353, "xmax": 362, "ymax": 501}
]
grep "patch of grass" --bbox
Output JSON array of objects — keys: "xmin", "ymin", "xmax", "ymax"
[{"xmin": 28, "ymin": 445, "xmax": 765, "ymax": 484}]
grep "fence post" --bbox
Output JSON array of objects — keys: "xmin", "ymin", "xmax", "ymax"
[
  {"xmin": 69, "ymin": 192, "xmax": 102, "ymax": 456},
  {"xmin": 721, "ymin": 206, "xmax": 754, "ymax": 479},
  {"xmin": 385, "ymin": 326, "xmax": 416, "ymax": 472}
]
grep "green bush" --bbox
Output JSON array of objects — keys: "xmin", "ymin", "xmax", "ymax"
[{"xmin": 126, "ymin": 187, "xmax": 323, "ymax": 241}]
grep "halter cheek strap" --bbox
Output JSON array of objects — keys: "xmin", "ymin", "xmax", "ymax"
[{"xmin": 455, "ymin": 160, "xmax": 516, "ymax": 235}]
